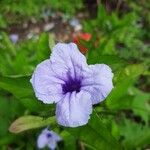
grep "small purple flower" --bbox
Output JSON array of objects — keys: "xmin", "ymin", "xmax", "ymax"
[
  {"xmin": 9, "ymin": 34, "xmax": 19, "ymax": 43},
  {"xmin": 30, "ymin": 43, "xmax": 113, "ymax": 127},
  {"xmin": 37, "ymin": 128, "xmax": 61, "ymax": 150}
]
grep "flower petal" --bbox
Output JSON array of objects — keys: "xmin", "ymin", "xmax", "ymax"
[
  {"xmin": 37, "ymin": 131, "xmax": 49, "ymax": 149},
  {"xmin": 50, "ymin": 131, "xmax": 62, "ymax": 142},
  {"xmin": 81, "ymin": 64, "xmax": 114, "ymax": 104},
  {"xmin": 56, "ymin": 91, "xmax": 92, "ymax": 127},
  {"xmin": 47, "ymin": 139, "xmax": 57, "ymax": 150},
  {"xmin": 50, "ymin": 43, "xmax": 88, "ymax": 79},
  {"xmin": 30, "ymin": 59, "xmax": 64, "ymax": 104}
]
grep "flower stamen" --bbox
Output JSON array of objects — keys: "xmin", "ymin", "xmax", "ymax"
[{"xmin": 62, "ymin": 78, "xmax": 81, "ymax": 94}]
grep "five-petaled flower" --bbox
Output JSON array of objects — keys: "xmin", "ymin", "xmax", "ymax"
[
  {"xmin": 30, "ymin": 43, "xmax": 113, "ymax": 127},
  {"xmin": 37, "ymin": 128, "xmax": 61, "ymax": 150}
]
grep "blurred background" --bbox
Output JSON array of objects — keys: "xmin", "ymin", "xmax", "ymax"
[{"xmin": 0, "ymin": 0, "xmax": 150, "ymax": 149}]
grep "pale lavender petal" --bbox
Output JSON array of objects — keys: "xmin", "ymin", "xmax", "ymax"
[
  {"xmin": 50, "ymin": 131, "xmax": 62, "ymax": 142},
  {"xmin": 47, "ymin": 140, "xmax": 57, "ymax": 150},
  {"xmin": 37, "ymin": 129, "xmax": 49, "ymax": 149},
  {"xmin": 56, "ymin": 91, "xmax": 92, "ymax": 127},
  {"xmin": 50, "ymin": 43, "xmax": 88, "ymax": 79},
  {"xmin": 30, "ymin": 59, "xmax": 64, "ymax": 104},
  {"xmin": 81, "ymin": 64, "xmax": 114, "ymax": 104}
]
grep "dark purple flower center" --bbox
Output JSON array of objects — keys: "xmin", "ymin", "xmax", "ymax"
[
  {"xmin": 46, "ymin": 133, "xmax": 52, "ymax": 138},
  {"xmin": 62, "ymin": 77, "xmax": 81, "ymax": 94}
]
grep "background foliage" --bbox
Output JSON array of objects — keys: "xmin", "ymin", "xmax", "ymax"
[{"xmin": 0, "ymin": 0, "xmax": 150, "ymax": 149}]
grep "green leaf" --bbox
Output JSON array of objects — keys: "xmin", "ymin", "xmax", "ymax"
[
  {"xmin": 0, "ymin": 75, "xmax": 33, "ymax": 99},
  {"xmin": 36, "ymin": 33, "xmax": 51, "ymax": 62},
  {"xmin": 106, "ymin": 79, "xmax": 134, "ymax": 109},
  {"xmin": 0, "ymin": 95, "xmax": 22, "ymax": 137},
  {"xmin": 106, "ymin": 64, "xmax": 145, "ymax": 109},
  {"xmin": 1, "ymin": 32, "xmax": 16, "ymax": 56},
  {"xmin": 119, "ymin": 118, "xmax": 150, "ymax": 149},
  {"xmin": 130, "ymin": 87, "xmax": 150, "ymax": 123},
  {"xmin": 48, "ymin": 33, "xmax": 55, "ymax": 51},
  {"xmin": 61, "ymin": 131, "xmax": 76, "ymax": 150},
  {"xmin": 9, "ymin": 116, "xmax": 56, "ymax": 133},
  {"xmin": 0, "ymin": 135, "xmax": 17, "ymax": 146},
  {"xmin": 87, "ymin": 55, "xmax": 125, "ymax": 66},
  {"xmin": 115, "ymin": 64, "xmax": 146, "ymax": 83},
  {"xmin": 0, "ymin": 75, "xmax": 51, "ymax": 112},
  {"xmin": 67, "ymin": 111, "xmax": 121, "ymax": 150}
]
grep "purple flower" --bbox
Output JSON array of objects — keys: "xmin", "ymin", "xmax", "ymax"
[
  {"xmin": 9, "ymin": 34, "xmax": 19, "ymax": 43},
  {"xmin": 37, "ymin": 128, "xmax": 61, "ymax": 150},
  {"xmin": 30, "ymin": 43, "xmax": 113, "ymax": 127}
]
